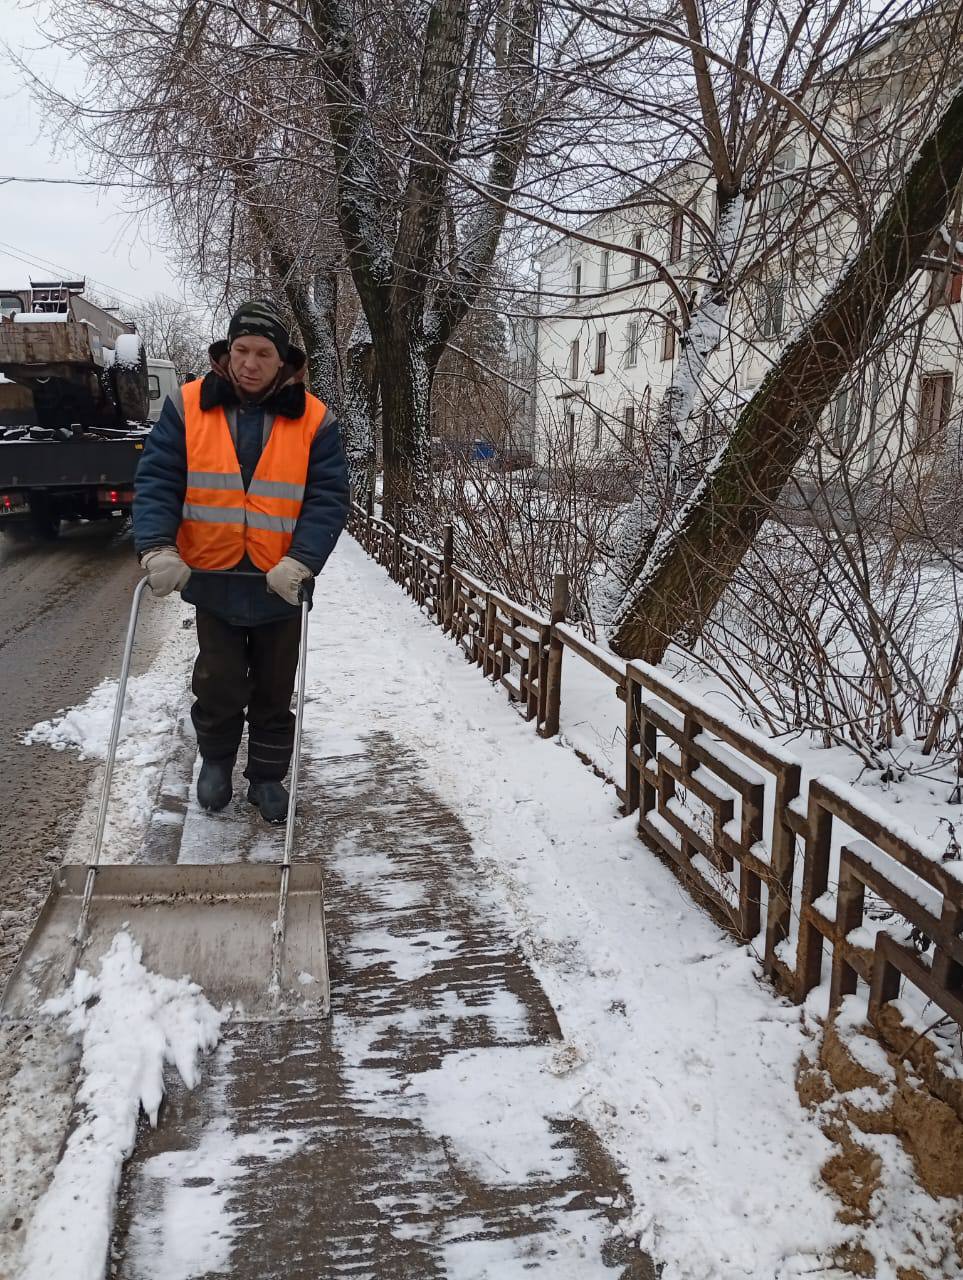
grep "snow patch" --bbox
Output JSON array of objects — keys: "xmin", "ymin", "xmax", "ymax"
[
  {"xmin": 13, "ymin": 312, "xmax": 68, "ymax": 324},
  {"xmin": 18, "ymin": 931, "xmax": 224, "ymax": 1280},
  {"xmin": 23, "ymin": 608, "xmax": 194, "ymax": 863},
  {"xmin": 123, "ymin": 1113, "xmax": 305, "ymax": 1280},
  {"xmin": 114, "ymin": 332, "xmax": 143, "ymax": 367}
]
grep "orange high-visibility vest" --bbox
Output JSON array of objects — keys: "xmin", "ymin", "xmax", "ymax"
[{"xmin": 176, "ymin": 379, "xmax": 326, "ymax": 572}]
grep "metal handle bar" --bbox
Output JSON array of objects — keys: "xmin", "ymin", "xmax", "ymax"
[
  {"xmin": 189, "ymin": 568, "xmax": 313, "ymax": 602},
  {"xmin": 72, "ymin": 575, "xmax": 151, "ymax": 959}
]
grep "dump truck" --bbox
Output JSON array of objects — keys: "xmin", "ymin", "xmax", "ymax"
[{"xmin": 0, "ymin": 281, "xmax": 178, "ymax": 537}]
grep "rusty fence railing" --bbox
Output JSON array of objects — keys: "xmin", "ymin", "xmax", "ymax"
[{"xmin": 347, "ymin": 502, "xmax": 963, "ymax": 1075}]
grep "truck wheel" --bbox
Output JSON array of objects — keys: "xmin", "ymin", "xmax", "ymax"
[{"xmin": 27, "ymin": 496, "xmax": 61, "ymax": 540}]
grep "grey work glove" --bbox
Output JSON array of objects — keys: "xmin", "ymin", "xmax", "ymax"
[
  {"xmin": 266, "ymin": 556, "xmax": 313, "ymax": 606},
  {"xmin": 141, "ymin": 546, "xmax": 191, "ymax": 597}
]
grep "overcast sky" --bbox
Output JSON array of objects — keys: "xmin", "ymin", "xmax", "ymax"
[{"xmin": 1, "ymin": 2, "xmax": 185, "ymax": 312}]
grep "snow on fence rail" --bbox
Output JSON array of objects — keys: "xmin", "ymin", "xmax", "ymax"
[{"xmin": 348, "ymin": 503, "xmax": 963, "ymax": 1073}]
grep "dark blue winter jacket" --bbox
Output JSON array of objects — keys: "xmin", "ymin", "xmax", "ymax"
[{"xmin": 133, "ymin": 346, "xmax": 350, "ymax": 626}]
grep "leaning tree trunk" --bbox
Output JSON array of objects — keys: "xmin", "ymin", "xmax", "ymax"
[
  {"xmin": 611, "ymin": 80, "xmax": 963, "ymax": 662},
  {"xmin": 601, "ymin": 191, "xmax": 742, "ymax": 626}
]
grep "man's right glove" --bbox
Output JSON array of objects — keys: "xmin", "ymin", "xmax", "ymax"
[{"xmin": 140, "ymin": 546, "xmax": 191, "ymax": 597}]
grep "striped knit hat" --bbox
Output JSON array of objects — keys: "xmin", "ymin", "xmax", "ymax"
[{"xmin": 227, "ymin": 300, "xmax": 289, "ymax": 360}]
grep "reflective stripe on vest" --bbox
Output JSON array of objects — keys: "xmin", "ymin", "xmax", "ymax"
[{"xmin": 176, "ymin": 379, "xmax": 326, "ymax": 572}]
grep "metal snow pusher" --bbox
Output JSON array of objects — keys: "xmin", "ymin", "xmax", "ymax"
[{"xmin": 1, "ymin": 575, "xmax": 330, "ymax": 1022}]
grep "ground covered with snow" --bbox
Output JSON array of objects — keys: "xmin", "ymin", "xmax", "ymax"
[
  {"xmin": 318, "ymin": 539, "xmax": 958, "ymax": 1279},
  {"xmin": 3, "ymin": 534, "xmax": 959, "ymax": 1279}
]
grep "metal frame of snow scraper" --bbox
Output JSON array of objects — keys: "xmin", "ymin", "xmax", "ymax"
[{"xmin": 1, "ymin": 573, "xmax": 330, "ymax": 1022}]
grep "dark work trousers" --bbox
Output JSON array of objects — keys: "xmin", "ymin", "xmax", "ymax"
[{"xmin": 191, "ymin": 609, "xmax": 301, "ymax": 782}]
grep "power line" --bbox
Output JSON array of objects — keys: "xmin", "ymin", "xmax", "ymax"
[
  {"xmin": 0, "ymin": 238, "xmax": 169, "ymax": 310},
  {"xmin": 0, "ymin": 174, "xmax": 135, "ymax": 188}
]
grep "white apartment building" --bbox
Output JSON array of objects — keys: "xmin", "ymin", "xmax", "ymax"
[{"xmin": 529, "ymin": 19, "xmax": 963, "ymax": 492}]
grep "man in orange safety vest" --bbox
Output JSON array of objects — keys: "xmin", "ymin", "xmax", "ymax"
[{"xmin": 133, "ymin": 300, "xmax": 350, "ymax": 822}]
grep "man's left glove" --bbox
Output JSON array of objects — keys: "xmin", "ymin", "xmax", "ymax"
[
  {"xmin": 266, "ymin": 556, "xmax": 313, "ymax": 606},
  {"xmin": 141, "ymin": 546, "xmax": 191, "ymax": 597}
]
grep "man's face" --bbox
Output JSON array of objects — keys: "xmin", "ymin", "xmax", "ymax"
[{"xmin": 229, "ymin": 335, "xmax": 284, "ymax": 395}]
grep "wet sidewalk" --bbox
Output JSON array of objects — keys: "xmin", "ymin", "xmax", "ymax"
[{"xmin": 111, "ymin": 724, "xmax": 654, "ymax": 1278}]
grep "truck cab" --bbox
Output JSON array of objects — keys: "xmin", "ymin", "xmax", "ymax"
[{"xmin": 146, "ymin": 359, "xmax": 178, "ymax": 422}]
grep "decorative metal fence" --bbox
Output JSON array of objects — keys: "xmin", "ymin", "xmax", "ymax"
[{"xmin": 347, "ymin": 503, "xmax": 963, "ymax": 1076}]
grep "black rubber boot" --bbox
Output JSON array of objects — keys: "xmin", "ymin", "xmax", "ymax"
[
  {"xmin": 247, "ymin": 780, "xmax": 289, "ymax": 825},
  {"xmin": 197, "ymin": 757, "xmax": 234, "ymax": 812}
]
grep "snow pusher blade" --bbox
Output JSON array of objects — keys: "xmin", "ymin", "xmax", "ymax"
[
  {"xmin": 1, "ymin": 577, "xmax": 330, "ymax": 1024},
  {"xmin": 0, "ymin": 862, "xmax": 330, "ymax": 1021}
]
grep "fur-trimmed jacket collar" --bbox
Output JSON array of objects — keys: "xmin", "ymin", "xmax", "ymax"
[{"xmin": 201, "ymin": 339, "xmax": 308, "ymax": 419}]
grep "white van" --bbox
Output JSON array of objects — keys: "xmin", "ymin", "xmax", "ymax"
[{"xmin": 146, "ymin": 359, "xmax": 179, "ymax": 423}]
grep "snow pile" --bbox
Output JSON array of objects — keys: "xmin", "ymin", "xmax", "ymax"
[
  {"xmin": 13, "ymin": 312, "xmax": 68, "ymax": 324},
  {"xmin": 18, "ymin": 931, "xmax": 223, "ymax": 1280},
  {"xmin": 23, "ymin": 612, "xmax": 194, "ymax": 861},
  {"xmin": 24, "ymin": 669, "xmax": 176, "ymax": 765},
  {"xmin": 114, "ymin": 333, "xmax": 143, "ymax": 367}
]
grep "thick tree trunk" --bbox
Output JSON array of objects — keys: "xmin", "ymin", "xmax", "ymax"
[
  {"xmin": 296, "ymin": 269, "xmax": 341, "ymax": 406},
  {"xmin": 610, "ymin": 81, "xmax": 963, "ymax": 661},
  {"xmin": 342, "ymin": 313, "xmax": 378, "ymax": 503},
  {"xmin": 377, "ymin": 329, "xmax": 433, "ymax": 520}
]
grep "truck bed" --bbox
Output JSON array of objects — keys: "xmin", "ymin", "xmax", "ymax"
[{"xmin": 0, "ymin": 435, "xmax": 147, "ymax": 488}]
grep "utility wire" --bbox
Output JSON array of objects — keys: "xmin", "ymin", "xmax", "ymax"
[
  {"xmin": 0, "ymin": 174, "xmax": 137, "ymax": 188},
  {"xmin": 0, "ymin": 237, "xmax": 170, "ymax": 310}
]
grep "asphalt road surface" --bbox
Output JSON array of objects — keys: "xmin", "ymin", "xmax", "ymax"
[{"xmin": 0, "ymin": 517, "xmax": 166, "ymax": 987}]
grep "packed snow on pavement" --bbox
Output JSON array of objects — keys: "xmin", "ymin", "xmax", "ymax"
[{"xmin": 4, "ymin": 534, "xmax": 959, "ymax": 1279}]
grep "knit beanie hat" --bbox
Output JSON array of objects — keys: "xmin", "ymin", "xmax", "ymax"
[{"xmin": 227, "ymin": 300, "xmax": 290, "ymax": 360}]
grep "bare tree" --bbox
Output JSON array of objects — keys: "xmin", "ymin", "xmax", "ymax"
[
  {"xmin": 300, "ymin": 0, "xmax": 544, "ymax": 518},
  {"xmin": 126, "ymin": 294, "xmax": 208, "ymax": 379},
  {"xmin": 26, "ymin": 0, "xmax": 379, "ymax": 491},
  {"xmin": 609, "ymin": 72, "xmax": 963, "ymax": 661}
]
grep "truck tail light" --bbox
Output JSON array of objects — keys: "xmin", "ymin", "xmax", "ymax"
[
  {"xmin": 96, "ymin": 487, "xmax": 134, "ymax": 508},
  {"xmin": 0, "ymin": 491, "xmax": 26, "ymax": 514}
]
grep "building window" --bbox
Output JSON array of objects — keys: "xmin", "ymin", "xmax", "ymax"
[
  {"xmin": 917, "ymin": 373, "xmax": 953, "ymax": 454},
  {"xmin": 639, "ymin": 384, "xmax": 651, "ymax": 429},
  {"xmin": 630, "ymin": 231, "xmax": 644, "ymax": 281},
  {"xmin": 572, "ymin": 261, "xmax": 582, "ymax": 297},
  {"xmin": 569, "ymin": 337, "xmax": 580, "ymax": 379},
  {"xmin": 771, "ymin": 147, "xmax": 796, "ymax": 214},
  {"xmin": 669, "ymin": 211, "xmax": 684, "ymax": 264},
  {"xmin": 601, "ymin": 249, "xmax": 611, "ymax": 291},
  {"xmin": 757, "ymin": 279, "xmax": 784, "ymax": 339},
  {"xmin": 930, "ymin": 247, "xmax": 963, "ymax": 307},
  {"xmin": 625, "ymin": 320, "xmax": 639, "ymax": 368},
  {"xmin": 566, "ymin": 409, "xmax": 577, "ymax": 450},
  {"xmin": 623, "ymin": 404, "xmax": 636, "ymax": 448},
  {"xmin": 854, "ymin": 108, "xmax": 881, "ymax": 178},
  {"xmin": 830, "ymin": 385, "xmax": 860, "ymax": 454},
  {"xmin": 699, "ymin": 408, "xmax": 718, "ymax": 462},
  {"xmin": 593, "ymin": 330, "xmax": 607, "ymax": 375},
  {"xmin": 594, "ymin": 412, "xmax": 604, "ymax": 450},
  {"xmin": 661, "ymin": 308, "xmax": 677, "ymax": 362}
]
